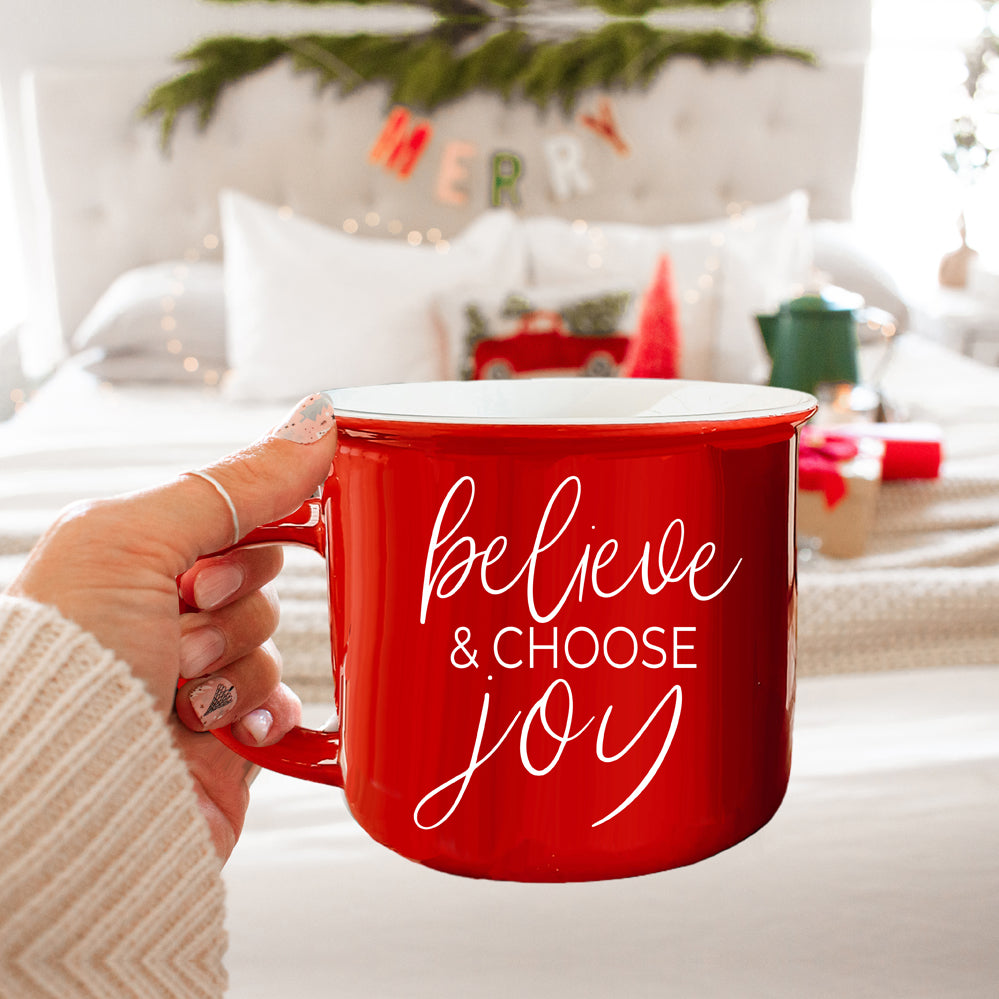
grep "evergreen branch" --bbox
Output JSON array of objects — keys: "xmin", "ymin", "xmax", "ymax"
[
  {"xmin": 200, "ymin": 0, "xmax": 756, "ymax": 7},
  {"xmin": 142, "ymin": 16, "xmax": 813, "ymax": 147},
  {"xmin": 592, "ymin": 0, "xmax": 764, "ymax": 13},
  {"xmin": 203, "ymin": 0, "xmax": 528, "ymax": 10},
  {"xmin": 141, "ymin": 36, "xmax": 287, "ymax": 149}
]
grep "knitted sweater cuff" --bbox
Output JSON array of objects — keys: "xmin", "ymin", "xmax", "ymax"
[{"xmin": 0, "ymin": 595, "xmax": 227, "ymax": 998}]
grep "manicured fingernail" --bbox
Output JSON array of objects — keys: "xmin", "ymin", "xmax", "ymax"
[
  {"xmin": 241, "ymin": 709, "xmax": 273, "ymax": 745},
  {"xmin": 271, "ymin": 392, "xmax": 335, "ymax": 444},
  {"xmin": 189, "ymin": 677, "xmax": 237, "ymax": 728},
  {"xmin": 193, "ymin": 563, "xmax": 244, "ymax": 610},
  {"xmin": 179, "ymin": 627, "xmax": 226, "ymax": 679}
]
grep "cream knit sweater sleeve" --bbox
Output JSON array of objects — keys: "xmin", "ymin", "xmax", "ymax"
[{"xmin": 0, "ymin": 596, "xmax": 227, "ymax": 998}]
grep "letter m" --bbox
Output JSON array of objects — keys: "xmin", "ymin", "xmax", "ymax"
[{"xmin": 369, "ymin": 106, "xmax": 434, "ymax": 180}]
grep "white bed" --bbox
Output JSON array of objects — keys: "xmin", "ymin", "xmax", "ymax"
[
  {"xmin": 226, "ymin": 667, "xmax": 999, "ymax": 999},
  {"xmin": 2, "ymin": 7, "xmax": 998, "ymax": 994},
  {"xmin": 3, "ymin": 363, "xmax": 997, "ymax": 997}
]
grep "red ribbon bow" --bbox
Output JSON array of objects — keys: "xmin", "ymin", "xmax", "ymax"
[{"xmin": 799, "ymin": 431, "xmax": 860, "ymax": 508}]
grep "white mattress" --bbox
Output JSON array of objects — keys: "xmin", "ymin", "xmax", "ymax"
[{"xmin": 223, "ymin": 665, "xmax": 999, "ymax": 999}]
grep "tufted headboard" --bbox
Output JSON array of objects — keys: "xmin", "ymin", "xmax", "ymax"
[{"xmin": 22, "ymin": 45, "xmax": 866, "ymax": 359}]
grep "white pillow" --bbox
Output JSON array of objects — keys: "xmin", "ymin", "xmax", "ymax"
[
  {"xmin": 810, "ymin": 219, "xmax": 910, "ymax": 332},
  {"xmin": 524, "ymin": 191, "xmax": 812, "ymax": 383},
  {"xmin": 715, "ymin": 192, "xmax": 812, "ymax": 381},
  {"xmin": 221, "ymin": 191, "xmax": 529, "ymax": 401},
  {"xmin": 73, "ymin": 261, "xmax": 226, "ymax": 381},
  {"xmin": 523, "ymin": 217, "xmax": 720, "ymax": 380}
]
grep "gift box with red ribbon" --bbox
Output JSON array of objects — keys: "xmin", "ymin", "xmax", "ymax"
[
  {"xmin": 830, "ymin": 422, "xmax": 942, "ymax": 482},
  {"xmin": 797, "ymin": 428, "xmax": 885, "ymax": 558}
]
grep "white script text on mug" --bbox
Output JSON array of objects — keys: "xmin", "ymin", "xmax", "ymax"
[
  {"xmin": 421, "ymin": 475, "xmax": 743, "ymax": 625},
  {"xmin": 412, "ymin": 475, "xmax": 745, "ymax": 832}
]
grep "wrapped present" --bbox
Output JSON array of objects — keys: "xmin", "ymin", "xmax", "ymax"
[
  {"xmin": 797, "ymin": 429, "xmax": 884, "ymax": 558},
  {"xmin": 831, "ymin": 422, "xmax": 942, "ymax": 481}
]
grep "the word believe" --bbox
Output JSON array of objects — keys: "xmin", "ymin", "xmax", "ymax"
[{"xmin": 421, "ymin": 475, "xmax": 743, "ymax": 625}]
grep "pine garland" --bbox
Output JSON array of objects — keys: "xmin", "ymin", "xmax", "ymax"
[
  {"xmin": 201, "ymin": 0, "xmax": 758, "ymax": 11},
  {"xmin": 142, "ymin": 1, "xmax": 813, "ymax": 147}
]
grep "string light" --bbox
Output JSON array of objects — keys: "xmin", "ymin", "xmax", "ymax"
[
  {"xmin": 331, "ymin": 212, "xmax": 455, "ymax": 256},
  {"xmin": 335, "ymin": 213, "xmax": 457, "ymax": 247}
]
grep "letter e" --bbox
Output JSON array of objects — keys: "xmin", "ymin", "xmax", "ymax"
[
  {"xmin": 673, "ymin": 626, "xmax": 696, "ymax": 669},
  {"xmin": 436, "ymin": 140, "xmax": 477, "ymax": 206}
]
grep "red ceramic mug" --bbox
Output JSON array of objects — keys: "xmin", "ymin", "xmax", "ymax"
[{"xmin": 214, "ymin": 378, "xmax": 816, "ymax": 881}]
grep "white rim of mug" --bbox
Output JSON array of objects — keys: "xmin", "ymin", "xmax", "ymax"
[{"xmin": 328, "ymin": 379, "xmax": 818, "ymax": 427}]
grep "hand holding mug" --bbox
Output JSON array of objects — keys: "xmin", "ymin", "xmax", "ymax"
[{"xmin": 7, "ymin": 394, "xmax": 338, "ymax": 859}]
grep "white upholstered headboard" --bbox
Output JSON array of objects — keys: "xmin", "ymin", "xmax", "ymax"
[{"xmin": 21, "ymin": 44, "xmax": 866, "ymax": 363}]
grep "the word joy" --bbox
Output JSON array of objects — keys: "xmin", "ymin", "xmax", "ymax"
[
  {"xmin": 413, "ymin": 678, "xmax": 682, "ymax": 831},
  {"xmin": 421, "ymin": 475, "xmax": 742, "ymax": 624}
]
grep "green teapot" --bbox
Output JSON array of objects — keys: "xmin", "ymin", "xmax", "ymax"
[{"xmin": 756, "ymin": 288, "xmax": 862, "ymax": 395}]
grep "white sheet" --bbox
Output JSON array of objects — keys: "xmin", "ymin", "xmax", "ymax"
[{"xmin": 223, "ymin": 666, "xmax": 999, "ymax": 999}]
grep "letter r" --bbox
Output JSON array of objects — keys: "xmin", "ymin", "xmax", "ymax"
[
  {"xmin": 491, "ymin": 151, "xmax": 523, "ymax": 207},
  {"xmin": 543, "ymin": 134, "xmax": 593, "ymax": 202}
]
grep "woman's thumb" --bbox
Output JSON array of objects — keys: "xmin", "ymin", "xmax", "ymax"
[{"xmin": 147, "ymin": 392, "xmax": 337, "ymax": 565}]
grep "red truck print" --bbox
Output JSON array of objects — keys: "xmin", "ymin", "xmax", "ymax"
[{"xmin": 472, "ymin": 310, "xmax": 631, "ymax": 379}]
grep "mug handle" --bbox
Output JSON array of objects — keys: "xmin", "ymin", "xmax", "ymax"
[{"xmin": 178, "ymin": 496, "xmax": 344, "ymax": 788}]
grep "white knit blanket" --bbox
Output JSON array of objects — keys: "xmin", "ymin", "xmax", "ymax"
[
  {"xmin": 1, "ymin": 336, "xmax": 997, "ymax": 695},
  {"xmin": 799, "ymin": 336, "xmax": 999, "ymax": 674}
]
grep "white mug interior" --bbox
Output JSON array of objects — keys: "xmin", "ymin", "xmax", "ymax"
[{"xmin": 329, "ymin": 378, "xmax": 817, "ymax": 425}]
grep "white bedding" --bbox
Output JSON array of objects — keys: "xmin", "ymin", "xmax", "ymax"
[{"xmin": 224, "ymin": 666, "xmax": 999, "ymax": 999}]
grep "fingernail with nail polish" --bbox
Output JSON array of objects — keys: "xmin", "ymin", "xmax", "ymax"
[
  {"xmin": 271, "ymin": 392, "xmax": 335, "ymax": 444},
  {"xmin": 193, "ymin": 564, "xmax": 244, "ymax": 610},
  {"xmin": 190, "ymin": 677, "xmax": 237, "ymax": 728},
  {"xmin": 179, "ymin": 627, "xmax": 226, "ymax": 679},
  {"xmin": 241, "ymin": 709, "xmax": 273, "ymax": 745}
]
